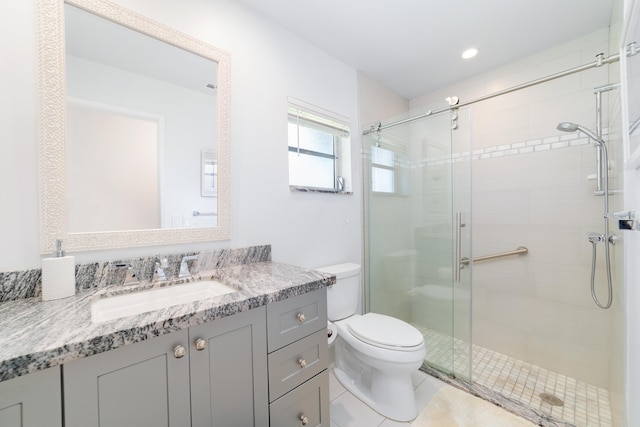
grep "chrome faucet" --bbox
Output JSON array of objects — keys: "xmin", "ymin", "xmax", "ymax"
[
  {"xmin": 178, "ymin": 255, "xmax": 198, "ymax": 278},
  {"xmin": 153, "ymin": 254, "xmax": 169, "ymax": 282}
]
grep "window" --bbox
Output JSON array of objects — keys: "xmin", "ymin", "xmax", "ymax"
[
  {"xmin": 288, "ymin": 100, "xmax": 351, "ymax": 193},
  {"xmin": 371, "ymin": 145, "xmax": 396, "ymax": 193}
]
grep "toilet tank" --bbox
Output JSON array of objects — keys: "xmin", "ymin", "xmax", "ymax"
[
  {"xmin": 382, "ymin": 249, "xmax": 416, "ymax": 291},
  {"xmin": 316, "ymin": 263, "xmax": 361, "ymax": 321}
]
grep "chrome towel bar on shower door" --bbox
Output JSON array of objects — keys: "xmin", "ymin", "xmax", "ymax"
[{"xmin": 460, "ymin": 246, "xmax": 529, "ymax": 265}]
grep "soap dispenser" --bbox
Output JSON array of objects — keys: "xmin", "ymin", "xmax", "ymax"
[{"xmin": 41, "ymin": 240, "xmax": 76, "ymax": 301}]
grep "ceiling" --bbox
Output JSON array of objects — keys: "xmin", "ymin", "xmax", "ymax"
[
  {"xmin": 65, "ymin": 4, "xmax": 218, "ymax": 96},
  {"xmin": 232, "ymin": 0, "xmax": 614, "ymax": 100}
]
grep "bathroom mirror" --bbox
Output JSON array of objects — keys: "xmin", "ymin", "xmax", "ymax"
[{"xmin": 38, "ymin": 0, "xmax": 231, "ymax": 253}]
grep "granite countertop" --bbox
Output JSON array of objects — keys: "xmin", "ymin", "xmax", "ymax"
[{"xmin": 0, "ymin": 261, "xmax": 334, "ymax": 383}]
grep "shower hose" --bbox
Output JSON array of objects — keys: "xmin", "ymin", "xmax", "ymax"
[
  {"xmin": 589, "ymin": 226, "xmax": 613, "ymax": 310},
  {"xmin": 589, "ymin": 138, "xmax": 614, "ymax": 310}
]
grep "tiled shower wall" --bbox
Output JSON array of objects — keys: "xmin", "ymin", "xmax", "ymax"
[
  {"xmin": 471, "ymin": 133, "xmax": 617, "ymax": 388},
  {"xmin": 409, "ymin": 26, "xmax": 624, "ymax": 420}
]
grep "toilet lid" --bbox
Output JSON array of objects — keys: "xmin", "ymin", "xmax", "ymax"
[{"xmin": 347, "ymin": 313, "xmax": 424, "ymax": 350}]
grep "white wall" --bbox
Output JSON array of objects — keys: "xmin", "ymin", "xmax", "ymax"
[
  {"xmin": 0, "ymin": 0, "xmax": 361, "ymax": 270},
  {"xmin": 622, "ymin": 0, "xmax": 640, "ymax": 424},
  {"xmin": 0, "ymin": 1, "xmax": 39, "ymax": 269},
  {"xmin": 624, "ymin": 165, "xmax": 640, "ymax": 425}
]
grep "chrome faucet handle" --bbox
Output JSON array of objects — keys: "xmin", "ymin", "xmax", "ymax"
[
  {"xmin": 178, "ymin": 255, "xmax": 198, "ymax": 278},
  {"xmin": 587, "ymin": 232, "xmax": 606, "ymax": 244},
  {"xmin": 124, "ymin": 266, "xmax": 140, "ymax": 285},
  {"xmin": 153, "ymin": 254, "xmax": 168, "ymax": 282},
  {"xmin": 109, "ymin": 263, "xmax": 139, "ymax": 286}
]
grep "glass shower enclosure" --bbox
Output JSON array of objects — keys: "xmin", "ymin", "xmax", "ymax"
[{"xmin": 364, "ymin": 107, "xmax": 472, "ymax": 380}]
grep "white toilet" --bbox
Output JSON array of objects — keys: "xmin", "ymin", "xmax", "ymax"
[{"xmin": 317, "ymin": 263, "xmax": 426, "ymax": 422}]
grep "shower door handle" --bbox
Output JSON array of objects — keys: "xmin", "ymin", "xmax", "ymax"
[{"xmin": 455, "ymin": 212, "xmax": 465, "ymax": 282}]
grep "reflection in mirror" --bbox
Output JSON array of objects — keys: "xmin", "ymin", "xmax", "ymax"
[
  {"xmin": 65, "ymin": 3, "xmax": 218, "ymax": 230},
  {"xmin": 66, "ymin": 99, "xmax": 162, "ymax": 232},
  {"xmin": 38, "ymin": 0, "xmax": 231, "ymax": 253},
  {"xmin": 201, "ymin": 150, "xmax": 217, "ymax": 198}
]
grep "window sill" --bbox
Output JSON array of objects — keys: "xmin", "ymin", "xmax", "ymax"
[{"xmin": 289, "ymin": 185, "xmax": 352, "ymax": 195}]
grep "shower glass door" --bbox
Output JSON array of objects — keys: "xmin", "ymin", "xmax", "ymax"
[{"xmin": 365, "ymin": 107, "xmax": 472, "ymax": 379}]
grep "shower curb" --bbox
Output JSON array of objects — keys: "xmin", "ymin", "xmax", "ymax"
[{"xmin": 421, "ymin": 364, "xmax": 576, "ymax": 427}]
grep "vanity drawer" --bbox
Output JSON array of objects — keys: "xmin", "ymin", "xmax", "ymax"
[
  {"xmin": 267, "ymin": 288, "xmax": 327, "ymax": 352},
  {"xmin": 268, "ymin": 329, "xmax": 328, "ymax": 402},
  {"xmin": 269, "ymin": 370, "xmax": 329, "ymax": 427}
]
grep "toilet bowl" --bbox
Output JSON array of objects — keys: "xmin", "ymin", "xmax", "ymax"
[{"xmin": 317, "ymin": 263, "xmax": 426, "ymax": 422}]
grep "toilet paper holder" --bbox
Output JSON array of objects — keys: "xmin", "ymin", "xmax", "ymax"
[{"xmin": 327, "ymin": 321, "xmax": 338, "ymax": 345}]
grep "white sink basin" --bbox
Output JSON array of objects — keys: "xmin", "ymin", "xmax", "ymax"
[{"xmin": 91, "ymin": 280, "xmax": 236, "ymax": 322}]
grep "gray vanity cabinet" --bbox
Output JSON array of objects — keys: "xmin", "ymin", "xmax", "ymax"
[
  {"xmin": 63, "ymin": 329, "xmax": 192, "ymax": 427},
  {"xmin": 63, "ymin": 306, "xmax": 269, "ymax": 427},
  {"xmin": 266, "ymin": 288, "xmax": 330, "ymax": 427},
  {"xmin": 61, "ymin": 289, "xmax": 329, "ymax": 427},
  {"xmin": 0, "ymin": 367, "xmax": 62, "ymax": 427},
  {"xmin": 189, "ymin": 306, "xmax": 269, "ymax": 426}
]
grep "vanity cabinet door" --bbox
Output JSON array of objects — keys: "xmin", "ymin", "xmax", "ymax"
[
  {"xmin": 267, "ymin": 288, "xmax": 327, "ymax": 352},
  {"xmin": 269, "ymin": 370, "xmax": 329, "ymax": 427},
  {"xmin": 268, "ymin": 329, "xmax": 328, "ymax": 402},
  {"xmin": 63, "ymin": 329, "xmax": 191, "ymax": 427},
  {"xmin": 189, "ymin": 306, "xmax": 269, "ymax": 427},
  {"xmin": 0, "ymin": 367, "xmax": 62, "ymax": 427}
]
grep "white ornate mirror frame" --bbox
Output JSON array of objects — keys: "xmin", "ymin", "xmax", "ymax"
[{"xmin": 37, "ymin": 0, "xmax": 231, "ymax": 253}]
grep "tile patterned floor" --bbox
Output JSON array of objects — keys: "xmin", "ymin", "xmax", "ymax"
[
  {"xmin": 328, "ymin": 366, "xmax": 444, "ymax": 426},
  {"xmin": 416, "ymin": 325, "xmax": 613, "ymax": 427},
  {"xmin": 328, "ymin": 366, "xmax": 537, "ymax": 426}
]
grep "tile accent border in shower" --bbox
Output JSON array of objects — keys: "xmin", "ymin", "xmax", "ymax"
[
  {"xmin": 363, "ymin": 129, "xmax": 609, "ymax": 168},
  {"xmin": 426, "ymin": 129, "xmax": 608, "ymax": 167}
]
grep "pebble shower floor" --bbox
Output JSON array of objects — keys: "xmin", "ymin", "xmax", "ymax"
[{"xmin": 414, "ymin": 325, "xmax": 613, "ymax": 427}]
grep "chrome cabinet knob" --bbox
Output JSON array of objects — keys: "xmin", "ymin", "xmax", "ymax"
[
  {"xmin": 298, "ymin": 358, "xmax": 307, "ymax": 368},
  {"xmin": 300, "ymin": 414, "xmax": 309, "ymax": 425},
  {"xmin": 173, "ymin": 345, "xmax": 186, "ymax": 359},
  {"xmin": 296, "ymin": 312, "xmax": 306, "ymax": 323},
  {"xmin": 195, "ymin": 338, "xmax": 207, "ymax": 351}
]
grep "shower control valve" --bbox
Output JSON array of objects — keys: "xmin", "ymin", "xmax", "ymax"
[{"xmin": 587, "ymin": 232, "xmax": 606, "ymax": 244}]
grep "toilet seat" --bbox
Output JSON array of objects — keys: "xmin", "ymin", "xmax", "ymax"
[{"xmin": 347, "ymin": 313, "xmax": 424, "ymax": 351}]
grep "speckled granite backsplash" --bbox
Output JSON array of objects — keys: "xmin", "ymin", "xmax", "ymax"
[{"xmin": 0, "ymin": 245, "xmax": 271, "ymax": 302}]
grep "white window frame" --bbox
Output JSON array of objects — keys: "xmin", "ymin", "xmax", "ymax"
[
  {"xmin": 287, "ymin": 99, "xmax": 351, "ymax": 193},
  {"xmin": 371, "ymin": 144, "xmax": 399, "ymax": 194}
]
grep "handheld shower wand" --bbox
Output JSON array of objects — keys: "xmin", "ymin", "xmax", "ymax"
[
  {"xmin": 557, "ymin": 122, "xmax": 605, "ymax": 146},
  {"xmin": 557, "ymin": 122, "xmax": 613, "ymax": 309}
]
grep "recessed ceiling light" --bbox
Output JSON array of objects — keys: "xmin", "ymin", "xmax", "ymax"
[{"xmin": 462, "ymin": 48, "xmax": 478, "ymax": 59}]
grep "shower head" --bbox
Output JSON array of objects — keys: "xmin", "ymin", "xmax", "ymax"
[
  {"xmin": 557, "ymin": 122, "xmax": 605, "ymax": 146},
  {"xmin": 557, "ymin": 122, "xmax": 579, "ymax": 132}
]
